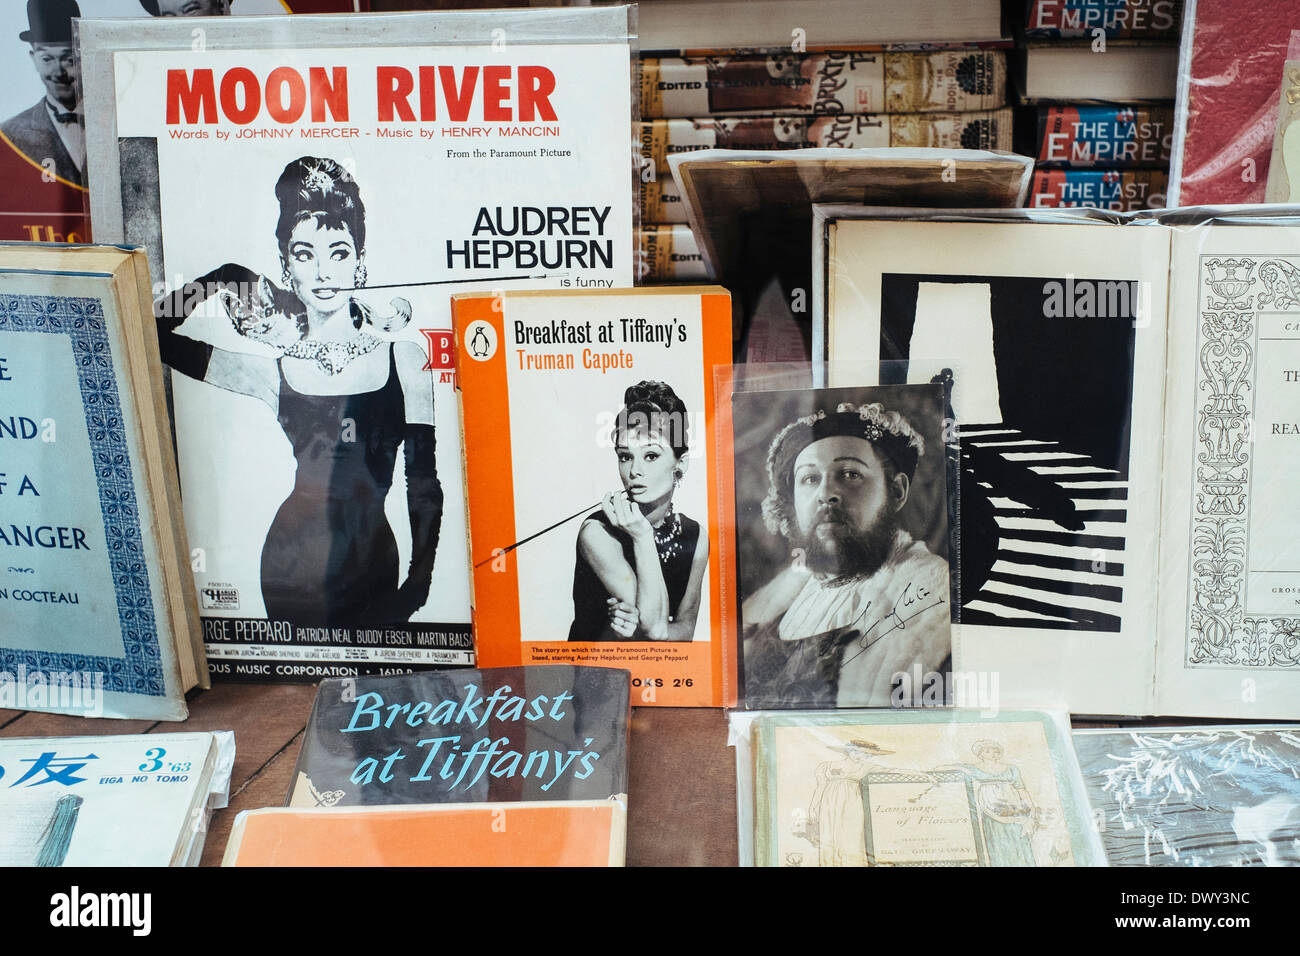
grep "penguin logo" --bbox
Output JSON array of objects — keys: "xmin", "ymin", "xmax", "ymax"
[{"xmin": 464, "ymin": 320, "xmax": 497, "ymax": 361}]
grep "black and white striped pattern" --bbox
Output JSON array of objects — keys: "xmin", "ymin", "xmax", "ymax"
[{"xmin": 958, "ymin": 425, "xmax": 1126, "ymax": 632}]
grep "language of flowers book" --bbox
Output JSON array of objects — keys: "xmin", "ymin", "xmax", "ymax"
[
  {"xmin": 286, "ymin": 665, "xmax": 629, "ymax": 806},
  {"xmin": 452, "ymin": 288, "xmax": 733, "ymax": 707},
  {"xmin": 746, "ymin": 710, "xmax": 1104, "ymax": 867},
  {"xmin": 0, "ymin": 243, "xmax": 205, "ymax": 720},
  {"xmin": 1074, "ymin": 724, "xmax": 1300, "ymax": 867},
  {"xmin": 0, "ymin": 732, "xmax": 233, "ymax": 866},
  {"xmin": 812, "ymin": 204, "xmax": 1300, "ymax": 719},
  {"xmin": 223, "ymin": 800, "xmax": 625, "ymax": 866},
  {"xmin": 78, "ymin": 7, "xmax": 637, "ymax": 681}
]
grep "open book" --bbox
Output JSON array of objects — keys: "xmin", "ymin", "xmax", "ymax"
[{"xmin": 813, "ymin": 206, "xmax": 1300, "ymax": 719}]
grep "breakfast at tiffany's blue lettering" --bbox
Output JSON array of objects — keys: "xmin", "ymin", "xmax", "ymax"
[
  {"xmin": 340, "ymin": 683, "xmax": 603, "ymax": 793},
  {"xmin": 0, "ymin": 355, "xmax": 91, "ymax": 556}
]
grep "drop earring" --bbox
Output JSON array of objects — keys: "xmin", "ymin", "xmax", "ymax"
[
  {"xmin": 281, "ymin": 262, "xmax": 292, "ymax": 287},
  {"xmin": 354, "ymin": 262, "xmax": 368, "ymax": 289}
]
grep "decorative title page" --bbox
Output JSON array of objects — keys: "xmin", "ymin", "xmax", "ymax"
[{"xmin": 1158, "ymin": 223, "xmax": 1300, "ymax": 718}]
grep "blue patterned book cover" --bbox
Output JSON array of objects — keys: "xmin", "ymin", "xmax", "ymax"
[{"xmin": 0, "ymin": 245, "xmax": 201, "ymax": 719}]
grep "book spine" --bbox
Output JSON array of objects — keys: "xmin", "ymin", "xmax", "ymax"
[
  {"xmin": 640, "ymin": 110, "xmax": 1012, "ymax": 170},
  {"xmin": 639, "ymin": 174, "xmax": 689, "ymax": 225},
  {"xmin": 1035, "ymin": 104, "xmax": 1174, "ymax": 167},
  {"xmin": 636, "ymin": 224, "xmax": 708, "ymax": 282},
  {"xmin": 650, "ymin": 40, "xmax": 1014, "ymax": 58},
  {"xmin": 1023, "ymin": 0, "xmax": 1183, "ymax": 39},
  {"xmin": 640, "ymin": 50, "xmax": 1006, "ymax": 117},
  {"xmin": 1028, "ymin": 168, "xmax": 1168, "ymax": 210}
]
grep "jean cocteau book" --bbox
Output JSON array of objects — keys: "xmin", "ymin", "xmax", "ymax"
[{"xmin": 0, "ymin": 243, "xmax": 206, "ymax": 720}]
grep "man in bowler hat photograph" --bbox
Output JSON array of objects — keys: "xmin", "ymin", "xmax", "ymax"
[
  {"xmin": 1, "ymin": 0, "xmax": 86, "ymax": 188},
  {"xmin": 138, "ymin": 0, "xmax": 233, "ymax": 13}
]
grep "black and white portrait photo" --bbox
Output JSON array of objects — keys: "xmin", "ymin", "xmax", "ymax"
[
  {"xmin": 137, "ymin": 0, "xmax": 233, "ymax": 13},
  {"xmin": 568, "ymin": 380, "xmax": 711, "ymax": 643},
  {"xmin": 0, "ymin": 1, "xmax": 274, "ymax": 193},
  {"xmin": 733, "ymin": 383, "xmax": 953, "ymax": 708},
  {"xmin": 2, "ymin": 0, "xmax": 86, "ymax": 188}
]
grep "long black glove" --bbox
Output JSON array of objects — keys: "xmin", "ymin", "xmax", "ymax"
[
  {"xmin": 152, "ymin": 263, "xmax": 259, "ymax": 381},
  {"xmin": 393, "ymin": 421, "xmax": 443, "ymax": 622}
]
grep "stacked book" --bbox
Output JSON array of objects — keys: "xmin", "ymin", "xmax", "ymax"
[
  {"xmin": 637, "ymin": 46, "xmax": 1013, "ymax": 283},
  {"xmin": 1016, "ymin": 0, "xmax": 1182, "ymax": 210}
]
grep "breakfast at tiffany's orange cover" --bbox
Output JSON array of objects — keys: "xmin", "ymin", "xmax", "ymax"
[{"xmin": 453, "ymin": 287, "xmax": 733, "ymax": 707}]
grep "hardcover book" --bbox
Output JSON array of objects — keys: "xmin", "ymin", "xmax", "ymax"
[
  {"xmin": 635, "ymin": 0, "xmax": 1006, "ymax": 53},
  {"xmin": 1033, "ymin": 105, "xmax": 1174, "ymax": 167},
  {"xmin": 0, "ymin": 243, "xmax": 206, "ymax": 720},
  {"xmin": 224, "ymin": 799, "xmax": 626, "ymax": 866},
  {"xmin": 642, "ymin": 112, "xmax": 1013, "ymax": 164},
  {"xmin": 1024, "ymin": 0, "xmax": 1183, "ymax": 39},
  {"xmin": 1019, "ymin": 42, "xmax": 1178, "ymax": 103},
  {"xmin": 812, "ymin": 205, "xmax": 1300, "ymax": 718},
  {"xmin": 749, "ymin": 710, "xmax": 1105, "ymax": 867},
  {"xmin": 453, "ymin": 288, "xmax": 733, "ymax": 706},
  {"xmin": 1074, "ymin": 725, "xmax": 1300, "ymax": 867},
  {"xmin": 287, "ymin": 666, "xmax": 630, "ymax": 805},
  {"xmin": 639, "ymin": 51, "xmax": 1007, "ymax": 118},
  {"xmin": 640, "ymin": 112, "xmax": 1013, "ymax": 224},
  {"xmin": 0, "ymin": 732, "xmax": 233, "ymax": 866},
  {"xmin": 1029, "ymin": 168, "xmax": 1168, "ymax": 210},
  {"xmin": 79, "ymin": 8, "xmax": 637, "ymax": 680},
  {"xmin": 1168, "ymin": 0, "xmax": 1300, "ymax": 206},
  {"xmin": 637, "ymin": 225, "xmax": 707, "ymax": 282}
]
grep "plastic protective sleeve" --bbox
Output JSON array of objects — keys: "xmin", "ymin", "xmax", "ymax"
[
  {"xmin": 76, "ymin": 5, "xmax": 640, "ymax": 245},
  {"xmin": 1169, "ymin": 0, "xmax": 1300, "ymax": 206}
]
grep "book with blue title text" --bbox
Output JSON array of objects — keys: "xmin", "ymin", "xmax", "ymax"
[{"xmin": 286, "ymin": 665, "xmax": 630, "ymax": 807}]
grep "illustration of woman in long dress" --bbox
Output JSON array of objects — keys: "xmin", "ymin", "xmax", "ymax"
[
  {"xmin": 804, "ymin": 739, "xmax": 893, "ymax": 866},
  {"xmin": 943, "ymin": 739, "xmax": 1038, "ymax": 866},
  {"xmin": 568, "ymin": 380, "xmax": 709, "ymax": 642},
  {"xmin": 153, "ymin": 156, "xmax": 442, "ymax": 626}
]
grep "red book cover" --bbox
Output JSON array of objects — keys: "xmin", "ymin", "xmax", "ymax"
[
  {"xmin": 1173, "ymin": 0, "xmax": 1300, "ymax": 205},
  {"xmin": 0, "ymin": 140, "xmax": 87, "ymax": 243}
]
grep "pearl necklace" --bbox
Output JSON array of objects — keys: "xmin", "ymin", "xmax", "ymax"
[
  {"xmin": 653, "ymin": 506, "xmax": 685, "ymax": 562},
  {"xmin": 282, "ymin": 331, "xmax": 384, "ymax": 375}
]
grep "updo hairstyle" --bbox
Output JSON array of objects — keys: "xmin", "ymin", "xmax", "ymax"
[
  {"xmin": 612, "ymin": 380, "xmax": 689, "ymax": 460},
  {"xmin": 274, "ymin": 156, "xmax": 368, "ymax": 332},
  {"xmin": 275, "ymin": 156, "xmax": 366, "ymax": 256}
]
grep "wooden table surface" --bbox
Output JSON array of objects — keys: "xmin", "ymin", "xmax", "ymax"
[{"xmin": 0, "ymin": 684, "xmax": 739, "ymax": 867}]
